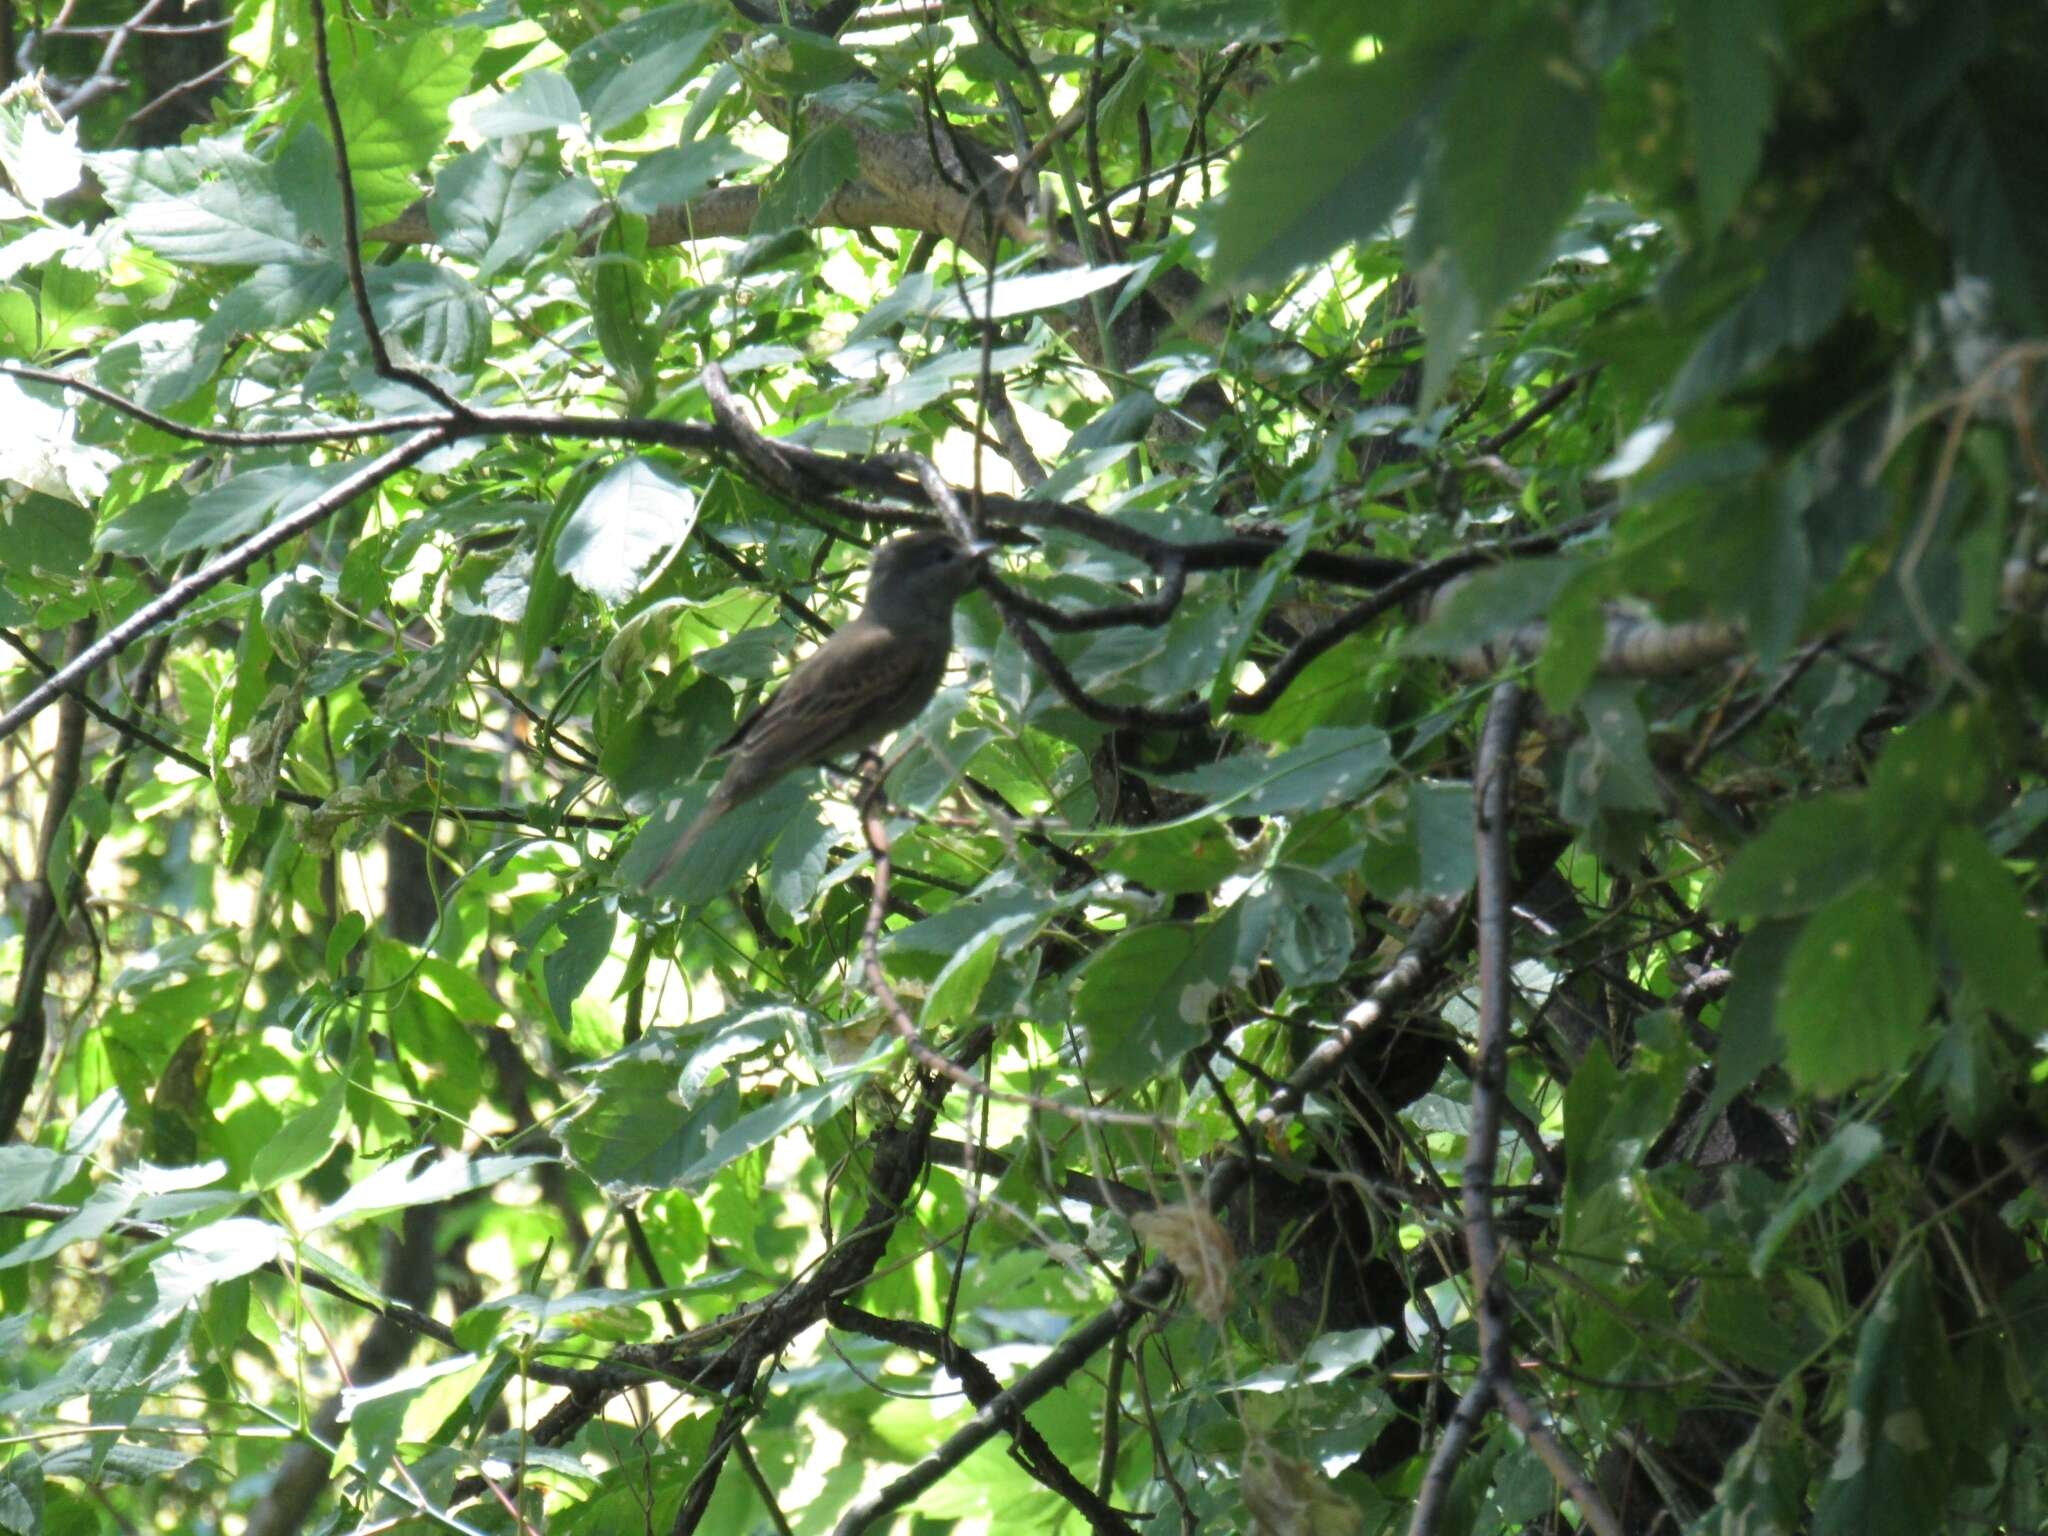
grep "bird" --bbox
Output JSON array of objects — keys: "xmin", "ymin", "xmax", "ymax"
[{"xmin": 638, "ymin": 529, "xmax": 990, "ymax": 894}]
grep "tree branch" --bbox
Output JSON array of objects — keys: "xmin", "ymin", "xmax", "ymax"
[{"xmin": 0, "ymin": 430, "xmax": 452, "ymax": 745}]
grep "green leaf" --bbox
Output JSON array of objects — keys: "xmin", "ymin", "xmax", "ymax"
[
  {"xmin": 1259, "ymin": 866, "xmax": 1354, "ymax": 989},
  {"xmin": 556, "ymin": 458, "xmax": 699, "ymax": 606},
  {"xmin": 471, "ymin": 68, "xmax": 583, "ymax": 137},
  {"xmin": 306, "ymin": 1151, "xmax": 553, "ymax": 1231},
  {"xmin": 0, "ymin": 81, "xmax": 83, "ymax": 212},
  {"xmin": 92, "ymin": 317, "xmax": 227, "ymax": 413},
  {"xmin": 1712, "ymin": 793, "xmax": 1873, "ymax": 919},
  {"xmin": 675, "ymin": 1075, "xmax": 873, "ymax": 1188},
  {"xmin": 1777, "ymin": 885, "xmax": 1935, "ymax": 1092},
  {"xmin": 1715, "ymin": 1415, "xmax": 1812, "ymax": 1536},
  {"xmin": 542, "ymin": 901, "xmax": 617, "ymax": 1030},
  {"xmin": 1563, "ymin": 1039, "xmax": 1689, "ymax": 1262},
  {"xmin": 0, "ymin": 1184, "xmax": 140, "ymax": 1269},
  {"xmin": 94, "ymin": 136, "xmax": 320, "ymax": 267},
  {"xmin": 1075, "ymin": 913, "xmax": 1251, "ymax": 1089},
  {"xmin": 1534, "ymin": 577, "xmax": 1606, "ymax": 709},
  {"xmin": 1154, "ymin": 725, "xmax": 1394, "ymax": 816},
  {"xmin": 324, "ymin": 911, "xmax": 367, "ymax": 977},
  {"xmin": 1235, "ymin": 633, "xmax": 1389, "ymax": 746},
  {"xmin": 1905, "ymin": 72, "xmax": 2048, "ymax": 331},
  {"xmin": 618, "ymin": 135, "xmax": 762, "ymax": 215},
  {"xmin": 764, "ymin": 804, "xmax": 834, "ymax": 918},
  {"xmin": 1434, "ymin": 14, "xmax": 1597, "ymax": 317},
  {"xmin": 1413, "ymin": 779, "xmax": 1477, "ymax": 898},
  {"xmin": 1932, "ymin": 825, "xmax": 2048, "ymax": 1026},
  {"xmin": 1705, "ymin": 919, "xmax": 1797, "ymax": 1123},
  {"xmin": 1406, "ymin": 558, "xmax": 1585, "ymax": 656},
  {"xmin": 150, "ymin": 1218, "xmax": 284, "ymax": 1311},
  {"xmin": 38, "ymin": 1441, "xmax": 196, "ymax": 1486},
  {"xmin": 649, "ymin": 1005, "xmax": 814, "ymax": 1105},
  {"xmin": 753, "ymin": 124, "xmax": 859, "ymax": 234},
  {"xmin": 215, "ymin": 260, "xmax": 345, "ymax": 334},
  {"xmin": 1097, "ymin": 818, "xmax": 1242, "ymax": 895},
  {"xmin": 885, "ymin": 879, "xmax": 1066, "ymax": 966},
  {"xmin": 1357, "ymin": 779, "xmax": 1475, "ymax": 901},
  {"xmin": 1075, "ymin": 925, "xmax": 1202, "ymax": 1088},
  {"xmin": 1207, "ymin": 53, "xmax": 1436, "ymax": 292},
  {"xmin": 1130, "ymin": 0, "xmax": 1290, "ymax": 46},
  {"xmin": 0, "ymin": 1144, "xmax": 83, "ymax": 1208},
  {"xmin": 1813, "ymin": 1254, "xmax": 1957, "ymax": 1535},
  {"xmin": 590, "ymin": 217, "xmax": 658, "ymax": 410},
  {"xmin": 1868, "ymin": 704, "xmax": 1992, "ymax": 866},
  {"xmin": 923, "ymin": 932, "xmax": 1000, "ymax": 1034},
  {"xmin": 0, "ymin": 1455, "xmax": 41, "ymax": 1536},
  {"xmin": 130, "ymin": 465, "xmax": 345, "ymax": 559},
  {"xmin": 629, "ymin": 777, "xmax": 810, "ymax": 907},
  {"xmin": 1676, "ymin": 0, "xmax": 1778, "ymax": 233},
  {"xmin": 924, "ymin": 262, "xmax": 1139, "ymax": 322},
  {"xmin": 757, "ymin": 29, "xmax": 862, "ymax": 95},
  {"xmin": 249, "ymin": 1079, "xmax": 346, "ymax": 1192},
  {"xmin": 346, "ymin": 1357, "xmax": 482, "ymax": 1482},
  {"xmin": 1559, "ymin": 680, "xmax": 1664, "ymax": 827},
  {"xmin": 837, "ymin": 344, "xmax": 1041, "ymax": 428},
  {"xmin": 432, "ymin": 137, "xmax": 565, "ymax": 262},
  {"xmin": 562, "ymin": 1063, "xmax": 741, "ymax": 1194},
  {"xmin": 568, "ymin": 6, "xmax": 724, "ymax": 134},
  {"xmin": 357, "ymin": 264, "xmax": 494, "ymax": 383},
  {"xmin": 1669, "ymin": 201, "xmax": 1861, "ymax": 410},
  {"xmin": 479, "ymin": 176, "xmax": 605, "ymax": 279},
  {"xmin": 324, "ymin": 26, "xmax": 488, "ymax": 231},
  {"xmin": 1750, "ymin": 1122, "xmax": 1881, "ymax": 1275},
  {"xmin": 0, "ymin": 287, "xmax": 37, "ymax": 354},
  {"xmin": 520, "ymin": 488, "xmax": 581, "ymax": 671},
  {"xmin": 0, "ymin": 492, "xmax": 94, "ymax": 574}
]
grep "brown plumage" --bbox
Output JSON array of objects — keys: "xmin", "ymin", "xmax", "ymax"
[{"xmin": 639, "ymin": 530, "xmax": 987, "ymax": 893}]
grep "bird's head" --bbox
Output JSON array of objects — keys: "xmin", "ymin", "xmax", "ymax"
[{"xmin": 863, "ymin": 529, "xmax": 992, "ymax": 625}]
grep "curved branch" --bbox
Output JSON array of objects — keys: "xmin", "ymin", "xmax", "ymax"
[
  {"xmin": 0, "ymin": 429, "xmax": 453, "ymax": 745},
  {"xmin": 0, "ymin": 631, "xmax": 626, "ymax": 832},
  {"xmin": 0, "ymin": 360, "xmax": 458, "ymax": 446},
  {"xmin": 982, "ymin": 557, "xmax": 1185, "ymax": 633},
  {"xmin": 987, "ymin": 600, "xmax": 1207, "ymax": 730}
]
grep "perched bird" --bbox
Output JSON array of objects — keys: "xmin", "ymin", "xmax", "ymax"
[{"xmin": 639, "ymin": 529, "xmax": 989, "ymax": 892}]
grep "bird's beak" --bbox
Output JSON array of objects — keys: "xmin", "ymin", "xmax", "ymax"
[{"xmin": 963, "ymin": 540, "xmax": 998, "ymax": 562}]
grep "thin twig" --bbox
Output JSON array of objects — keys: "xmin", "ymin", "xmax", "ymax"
[
  {"xmin": 51, "ymin": 0, "xmax": 170, "ymax": 118},
  {"xmin": 733, "ymin": 1435, "xmax": 797, "ymax": 1536},
  {"xmin": 1410, "ymin": 684, "xmax": 1619, "ymax": 1536},
  {"xmin": 1470, "ymin": 371, "xmax": 1592, "ymax": 457},
  {"xmin": 0, "ymin": 616, "xmax": 95, "ymax": 1138},
  {"xmin": 306, "ymin": 0, "xmax": 471, "ymax": 416}
]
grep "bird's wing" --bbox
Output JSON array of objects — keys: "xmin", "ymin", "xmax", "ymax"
[{"xmin": 718, "ymin": 622, "xmax": 941, "ymax": 797}]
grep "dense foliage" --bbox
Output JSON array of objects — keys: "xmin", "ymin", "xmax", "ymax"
[{"xmin": 3, "ymin": 1, "xmax": 2046, "ymax": 1532}]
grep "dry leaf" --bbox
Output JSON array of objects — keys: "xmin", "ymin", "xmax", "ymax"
[
  {"xmin": 1131, "ymin": 1201, "xmax": 1236, "ymax": 1325},
  {"xmin": 1241, "ymin": 1433, "xmax": 1364, "ymax": 1536}
]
